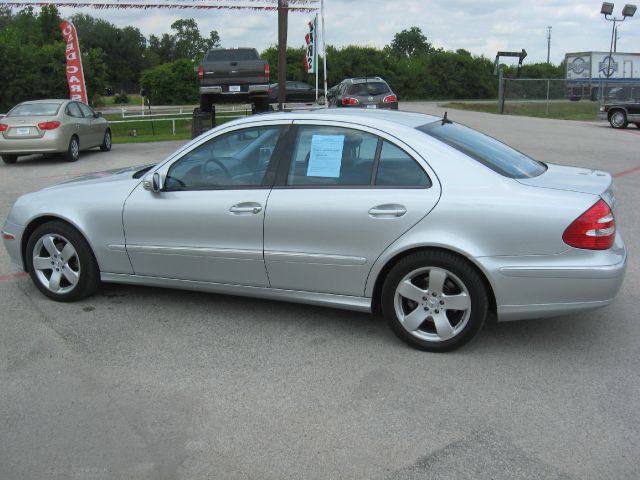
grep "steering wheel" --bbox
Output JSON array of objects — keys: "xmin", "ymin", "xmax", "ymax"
[{"xmin": 203, "ymin": 158, "xmax": 233, "ymax": 184}]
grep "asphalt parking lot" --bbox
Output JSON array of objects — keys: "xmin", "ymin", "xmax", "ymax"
[{"xmin": 1, "ymin": 102, "xmax": 639, "ymax": 479}]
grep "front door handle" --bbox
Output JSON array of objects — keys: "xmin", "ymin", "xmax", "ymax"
[
  {"xmin": 230, "ymin": 202, "xmax": 263, "ymax": 215},
  {"xmin": 368, "ymin": 204, "xmax": 407, "ymax": 218}
]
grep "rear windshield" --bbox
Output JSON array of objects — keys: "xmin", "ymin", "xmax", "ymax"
[
  {"xmin": 348, "ymin": 82, "xmax": 390, "ymax": 96},
  {"xmin": 417, "ymin": 121, "xmax": 547, "ymax": 178},
  {"xmin": 206, "ymin": 49, "xmax": 259, "ymax": 62},
  {"xmin": 8, "ymin": 103, "xmax": 61, "ymax": 116}
]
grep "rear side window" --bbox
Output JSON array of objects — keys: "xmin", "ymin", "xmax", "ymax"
[
  {"xmin": 206, "ymin": 49, "xmax": 259, "ymax": 62},
  {"xmin": 417, "ymin": 122, "xmax": 546, "ymax": 178},
  {"xmin": 348, "ymin": 82, "xmax": 390, "ymax": 96},
  {"xmin": 8, "ymin": 103, "xmax": 61, "ymax": 116},
  {"xmin": 287, "ymin": 126, "xmax": 378, "ymax": 186},
  {"xmin": 376, "ymin": 141, "xmax": 431, "ymax": 187},
  {"xmin": 66, "ymin": 103, "xmax": 83, "ymax": 118}
]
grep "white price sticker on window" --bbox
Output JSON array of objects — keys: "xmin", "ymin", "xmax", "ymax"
[{"xmin": 306, "ymin": 135, "xmax": 345, "ymax": 178}]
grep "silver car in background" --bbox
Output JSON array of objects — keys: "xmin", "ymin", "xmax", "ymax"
[
  {"xmin": 1, "ymin": 110, "xmax": 627, "ymax": 351},
  {"xmin": 0, "ymin": 99, "xmax": 111, "ymax": 164}
]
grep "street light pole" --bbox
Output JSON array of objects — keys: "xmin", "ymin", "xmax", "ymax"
[{"xmin": 600, "ymin": 3, "xmax": 636, "ymax": 101}]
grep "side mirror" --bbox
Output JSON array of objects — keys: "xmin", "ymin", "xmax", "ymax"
[
  {"xmin": 143, "ymin": 172, "xmax": 163, "ymax": 192},
  {"xmin": 94, "ymin": 111, "xmax": 103, "ymax": 118}
]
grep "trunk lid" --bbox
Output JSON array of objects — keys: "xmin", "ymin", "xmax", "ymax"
[
  {"xmin": 517, "ymin": 163, "xmax": 617, "ymax": 211},
  {"xmin": 0, "ymin": 116, "xmax": 48, "ymax": 139}
]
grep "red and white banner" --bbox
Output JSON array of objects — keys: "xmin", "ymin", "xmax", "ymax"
[{"xmin": 59, "ymin": 20, "xmax": 88, "ymax": 104}]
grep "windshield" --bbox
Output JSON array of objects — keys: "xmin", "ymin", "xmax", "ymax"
[
  {"xmin": 348, "ymin": 82, "xmax": 390, "ymax": 96},
  {"xmin": 206, "ymin": 49, "xmax": 259, "ymax": 62},
  {"xmin": 417, "ymin": 121, "xmax": 547, "ymax": 179},
  {"xmin": 9, "ymin": 103, "xmax": 61, "ymax": 116}
]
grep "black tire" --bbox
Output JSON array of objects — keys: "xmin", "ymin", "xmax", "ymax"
[
  {"xmin": 65, "ymin": 136, "xmax": 80, "ymax": 162},
  {"xmin": 635, "ymin": 123, "xmax": 640, "ymax": 129},
  {"xmin": 609, "ymin": 109, "xmax": 628, "ymax": 129},
  {"xmin": 100, "ymin": 129, "xmax": 112, "ymax": 152},
  {"xmin": 2, "ymin": 154, "xmax": 18, "ymax": 164},
  {"xmin": 26, "ymin": 220, "xmax": 100, "ymax": 302},
  {"xmin": 200, "ymin": 94, "xmax": 214, "ymax": 113},
  {"xmin": 381, "ymin": 251, "xmax": 488, "ymax": 352}
]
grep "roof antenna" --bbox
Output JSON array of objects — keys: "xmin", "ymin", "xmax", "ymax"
[{"xmin": 442, "ymin": 111, "xmax": 452, "ymax": 125}]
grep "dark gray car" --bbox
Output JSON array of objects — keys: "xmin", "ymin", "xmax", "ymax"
[{"xmin": 329, "ymin": 77, "xmax": 398, "ymax": 110}]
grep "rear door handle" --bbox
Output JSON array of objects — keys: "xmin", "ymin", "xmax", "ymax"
[
  {"xmin": 230, "ymin": 202, "xmax": 263, "ymax": 215},
  {"xmin": 368, "ymin": 204, "xmax": 407, "ymax": 218}
]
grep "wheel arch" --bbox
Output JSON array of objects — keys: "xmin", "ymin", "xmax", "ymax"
[
  {"xmin": 370, "ymin": 246, "xmax": 497, "ymax": 316},
  {"xmin": 21, "ymin": 215, "xmax": 96, "ymax": 272},
  {"xmin": 608, "ymin": 107, "xmax": 628, "ymax": 118}
]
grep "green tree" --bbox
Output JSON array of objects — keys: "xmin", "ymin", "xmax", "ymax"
[
  {"xmin": 140, "ymin": 59, "xmax": 198, "ymax": 105},
  {"xmin": 389, "ymin": 27, "xmax": 432, "ymax": 58}
]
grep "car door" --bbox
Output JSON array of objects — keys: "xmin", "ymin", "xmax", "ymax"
[
  {"xmin": 122, "ymin": 121, "xmax": 290, "ymax": 286},
  {"xmin": 65, "ymin": 102, "xmax": 89, "ymax": 145},
  {"xmin": 263, "ymin": 121, "xmax": 440, "ymax": 297},
  {"xmin": 77, "ymin": 102, "xmax": 103, "ymax": 147}
]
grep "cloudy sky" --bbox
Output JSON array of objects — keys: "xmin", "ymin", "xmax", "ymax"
[{"xmin": 54, "ymin": 0, "xmax": 639, "ymax": 65}]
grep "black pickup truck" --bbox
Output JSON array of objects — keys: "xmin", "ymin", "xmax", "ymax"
[{"xmin": 198, "ymin": 48, "xmax": 271, "ymax": 113}]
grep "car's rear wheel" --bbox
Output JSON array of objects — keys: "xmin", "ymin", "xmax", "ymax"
[
  {"xmin": 635, "ymin": 123, "xmax": 640, "ymax": 129},
  {"xmin": 609, "ymin": 110, "xmax": 628, "ymax": 129},
  {"xmin": 100, "ymin": 129, "xmax": 112, "ymax": 152},
  {"xmin": 26, "ymin": 221, "xmax": 99, "ymax": 302},
  {"xmin": 65, "ymin": 136, "xmax": 80, "ymax": 162},
  {"xmin": 2, "ymin": 154, "xmax": 18, "ymax": 164},
  {"xmin": 381, "ymin": 251, "xmax": 488, "ymax": 352}
]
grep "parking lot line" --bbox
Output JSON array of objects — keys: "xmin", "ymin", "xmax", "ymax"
[{"xmin": 613, "ymin": 165, "xmax": 640, "ymax": 178}]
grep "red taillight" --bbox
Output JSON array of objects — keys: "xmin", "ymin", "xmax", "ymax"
[
  {"xmin": 563, "ymin": 199, "xmax": 615, "ymax": 250},
  {"xmin": 342, "ymin": 97, "xmax": 359, "ymax": 105},
  {"xmin": 383, "ymin": 94, "xmax": 398, "ymax": 103},
  {"xmin": 198, "ymin": 64, "xmax": 204, "ymax": 81},
  {"xmin": 264, "ymin": 63, "xmax": 270, "ymax": 81},
  {"xmin": 0, "ymin": 123, "xmax": 8, "ymax": 132},
  {"xmin": 37, "ymin": 121, "xmax": 60, "ymax": 131}
]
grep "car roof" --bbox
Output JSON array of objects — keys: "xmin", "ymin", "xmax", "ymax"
[
  {"xmin": 18, "ymin": 99, "xmax": 68, "ymax": 105},
  {"xmin": 233, "ymin": 108, "xmax": 440, "ymax": 129},
  {"xmin": 344, "ymin": 77, "xmax": 386, "ymax": 84}
]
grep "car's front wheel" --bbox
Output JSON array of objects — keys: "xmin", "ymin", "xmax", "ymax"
[
  {"xmin": 381, "ymin": 251, "xmax": 488, "ymax": 352},
  {"xmin": 65, "ymin": 136, "xmax": 80, "ymax": 162},
  {"xmin": 26, "ymin": 221, "xmax": 100, "ymax": 302},
  {"xmin": 100, "ymin": 129, "xmax": 112, "ymax": 152},
  {"xmin": 609, "ymin": 110, "xmax": 628, "ymax": 129},
  {"xmin": 2, "ymin": 154, "xmax": 18, "ymax": 164}
]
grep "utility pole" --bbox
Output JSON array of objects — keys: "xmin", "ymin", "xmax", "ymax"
[
  {"xmin": 277, "ymin": 0, "xmax": 288, "ymax": 110},
  {"xmin": 546, "ymin": 26, "xmax": 552, "ymax": 63},
  {"xmin": 614, "ymin": 24, "xmax": 619, "ymax": 51}
]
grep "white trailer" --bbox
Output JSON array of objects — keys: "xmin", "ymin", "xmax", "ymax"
[{"xmin": 565, "ymin": 51, "xmax": 640, "ymax": 100}]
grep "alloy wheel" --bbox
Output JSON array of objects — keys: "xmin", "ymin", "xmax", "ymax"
[
  {"xmin": 32, "ymin": 233, "xmax": 81, "ymax": 294},
  {"xmin": 393, "ymin": 266, "xmax": 471, "ymax": 342}
]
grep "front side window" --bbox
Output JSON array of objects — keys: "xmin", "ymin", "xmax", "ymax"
[
  {"xmin": 287, "ymin": 126, "xmax": 379, "ymax": 186},
  {"xmin": 165, "ymin": 126, "xmax": 283, "ymax": 190},
  {"xmin": 376, "ymin": 141, "xmax": 431, "ymax": 187},
  {"xmin": 417, "ymin": 121, "xmax": 546, "ymax": 179}
]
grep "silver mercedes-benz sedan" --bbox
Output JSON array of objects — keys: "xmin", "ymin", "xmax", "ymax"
[
  {"xmin": 1, "ymin": 110, "xmax": 627, "ymax": 351},
  {"xmin": 0, "ymin": 99, "xmax": 111, "ymax": 164}
]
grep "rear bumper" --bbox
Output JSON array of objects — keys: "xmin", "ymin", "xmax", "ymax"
[
  {"xmin": 0, "ymin": 135, "xmax": 68, "ymax": 155},
  {"xmin": 480, "ymin": 233, "xmax": 628, "ymax": 321},
  {"xmin": 200, "ymin": 84, "xmax": 270, "ymax": 96}
]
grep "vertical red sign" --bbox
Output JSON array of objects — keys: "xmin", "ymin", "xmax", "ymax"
[{"xmin": 59, "ymin": 20, "xmax": 88, "ymax": 105}]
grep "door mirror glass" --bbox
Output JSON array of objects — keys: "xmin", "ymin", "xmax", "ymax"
[{"xmin": 94, "ymin": 111, "xmax": 103, "ymax": 118}]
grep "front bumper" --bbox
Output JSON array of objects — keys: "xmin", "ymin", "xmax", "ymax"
[
  {"xmin": 480, "ymin": 233, "xmax": 628, "ymax": 321},
  {"xmin": 2, "ymin": 220, "xmax": 26, "ymax": 270}
]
